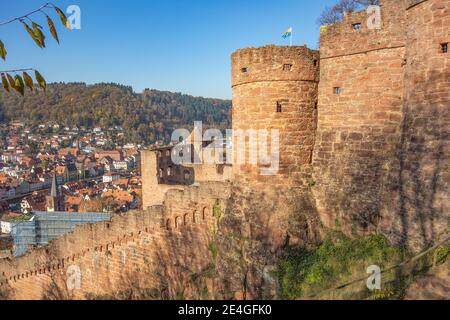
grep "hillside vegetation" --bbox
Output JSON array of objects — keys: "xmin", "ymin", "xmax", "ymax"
[
  {"xmin": 0, "ymin": 83, "xmax": 231, "ymax": 145},
  {"xmin": 277, "ymin": 231, "xmax": 449, "ymax": 300}
]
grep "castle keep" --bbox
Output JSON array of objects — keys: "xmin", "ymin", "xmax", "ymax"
[
  {"xmin": 231, "ymin": 46, "xmax": 319, "ymax": 184},
  {"xmin": 0, "ymin": 0, "xmax": 448, "ymax": 300}
]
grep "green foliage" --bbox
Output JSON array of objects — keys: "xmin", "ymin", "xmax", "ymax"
[
  {"xmin": 23, "ymin": 72, "xmax": 34, "ymax": 91},
  {"xmin": 367, "ymin": 288, "xmax": 395, "ymax": 300},
  {"xmin": 208, "ymin": 239, "xmax": 218, "ymax": 260},
  {"xmin": 1, "ymin": 71, "xmax": 46, "ymax": 95},
  {"xmin": 277, "ymin": 232, "xmax": 404, "ymax": 299},
  {"xmin": 201, "ymin": 263, "xmax": 217, "ymax": 278},
  {"xmin": 0, "ymin": 83, "xmax": 231, "ymax": 145},
  {"xmin": 34, "ymin": 70, "xmax": 46, "ymax": 91},
  {"xmin": 10, "ymin": 214, "xmax": 32, "ymax": 222},
  {"xmin": 46, "ymin": 15, "xmax": 60, "ymax": 44},
  {"xmin": 176, "ymin": 288, "xmax": 185, "ymax": 300},
  {"xmin": 14, "ymin": 75, "xmax": 25, "ymax": 96},
  {"xmin": 213, "ymin": 203, "xmax": 222, "ymax": 221},
  {"xmin": 53, "ymin": 5, "xmax": 71, "ymax": 29},
  {"xmin": 0, "ymin": 3, "xmax": 70, "ymax": 95},
  {"xmin": 0, "ymin": 40, "xmax": 7, "ymax": 61},
  {"xmin": 201, "ymin": 284, "xmax": 210, "ymax": 300},
  {"xmin": 26, "ymin": 140, "xmax": 40, "ymax": 156},
  {"xmin": 433, "ymin": 244, "xmax": 449, "ymax": 266}
]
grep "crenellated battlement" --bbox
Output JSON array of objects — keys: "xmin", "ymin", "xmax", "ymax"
[
  {"xmin": 0, "ymin": 182, "xmax": 230, "ymax": 300},
  {"xmin": 231, "ymin": 45, "xmax": 319, "ymax": 87}
]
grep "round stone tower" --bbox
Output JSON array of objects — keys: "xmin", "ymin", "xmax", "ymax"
[
  {"xmin": 231, "ymin": 45, "xmax": 320, "ymax": 186},
  {"xmin": 226, "ymin": 46, "xmax": 322, "ymax": 288}
]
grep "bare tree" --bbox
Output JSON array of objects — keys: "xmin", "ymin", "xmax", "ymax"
[
  {"xmin": 317, "ymin": 0, "xmax": 380, "ymax": 26},
  {"xmin": 354, "ymin": 0, "xmax": 380, "ymax": 5}
]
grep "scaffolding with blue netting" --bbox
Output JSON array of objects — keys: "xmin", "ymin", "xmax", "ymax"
[{"xmin": 10, "ymin": 212, "xmax": 111, "ymax": 257}]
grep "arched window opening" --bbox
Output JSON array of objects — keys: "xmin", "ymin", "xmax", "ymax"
[
  {"xmin": 184, "ymin": 213, "xmax": 190, "ymax": 225},
  {"xmin": 193, "ymin": 210, "xmax": 198, "ymax": 223},
  {"xmin": 175, "ymin": 216, "xmax": 181, "ymax": 229}
]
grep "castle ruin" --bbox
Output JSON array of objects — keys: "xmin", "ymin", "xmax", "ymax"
[{"xmin": 0, "ymin": 0, "xmax": 448, "ymax": 300}]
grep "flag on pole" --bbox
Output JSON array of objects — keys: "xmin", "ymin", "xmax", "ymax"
[
  {"xmin": 282, "ymin": 27, "xmax": 293, "ymax": 46},
  {"xmin": 281, "ymin": 27, "xmax": 292, "ymax": 39}
]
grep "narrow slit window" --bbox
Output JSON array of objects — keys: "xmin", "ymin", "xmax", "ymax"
[
  {"xmin": 241, "ymin": 67, "xmax": 248, "ymax": 73},
  {"xmin": 352, "ymin": 23, "xmax": 362, "ymax": 31},
  {"xmin": 334, "ymin": 87, "xmax": 343, "ymax": 95},
  {"xmin": 283, "ymin": 64, "xmax": 292, "ymax": 71},
  {"xmin": 313, "ymin": 60, "xmax": 318, "ymax": 67},
  {"xmin": 440, "ymin": 43, "xmax": 448, "ymax": 53},
  {"xmin": 276, "ymin": 101, "xmax": 283, "ymax": 113}
]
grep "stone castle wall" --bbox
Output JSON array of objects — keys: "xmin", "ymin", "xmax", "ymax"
[
  {"xmin": 313, "ymin": 0, "xmax": 449, "ymax": 248},
  {"xmin": 0, "ymin": 182, "xmax": 231, "ymax": 300},
  {"xmin": 395, "ymin": 0, "xmax": 450, "ymax": 248},
  {"xmin": 313, "ymin": 0, "xmax": 408, "ymax": 236},
  {"xmin": 141, "ymin": 149, "xmax": 232, "ymax": 210}
]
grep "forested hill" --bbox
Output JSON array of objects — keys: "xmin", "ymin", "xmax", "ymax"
[{"xmin": 0, "ymin": 83, "xmax": 231, "ymax": 144}]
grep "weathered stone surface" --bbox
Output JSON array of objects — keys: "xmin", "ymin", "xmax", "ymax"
[
  {"xmin": 0, "ymin": 182, "xmax": 231, "ymax": 300},
  {"xmin": 314, "ymin": 0, "xmax": 449, "ymax": 250}
]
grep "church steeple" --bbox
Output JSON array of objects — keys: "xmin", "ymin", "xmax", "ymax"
[
  {"xmin": 46, "ymin": 173, "xmax": 64, "ymax": 212},
  {"xmin": 50, "ymin": 173, "xmax": 59, "ymax": 197}
]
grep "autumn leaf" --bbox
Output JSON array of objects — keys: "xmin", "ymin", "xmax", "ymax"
[
  {"xmin": 35, "ymin": 70, "xmax": 46, "ymax": 91},
  {"xmin": 54, "ymin": 6, "xmax": 71, "ymax": 29},
  {"xmin": 21, "ymin": 20, "xmax": 44, "ymax": 48},
  {"xmin": 7, "ymin": 73, "xmax": 16, "ymax": 89},
  {"xmin": 14, "ymin": 75, "xmax": 25, "ymax": 96},
  {"xmin": 23, "ymin": 72, "xmax": 34, "ymax": 91},
  {"xmin": 32, "ymin": 22, "xmax": 46, "ymax": 48},
  {"xmin": 47, "ymin": 15, "xmax": 60, "ymax": 44},
  {"xmin": 0, "ymin": 40, "xmax": 6, "ymax": 61},
  {"xmin": 1, "ymin": 73, "xmax": 10, "ymax": 92}
]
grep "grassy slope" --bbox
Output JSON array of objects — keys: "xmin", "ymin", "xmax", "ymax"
[{"xmin": 277, "ymin": 231, "xmax": 449, "ymax": 300}]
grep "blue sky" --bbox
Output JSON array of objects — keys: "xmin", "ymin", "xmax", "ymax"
[{"xmin": 0, "ymin": 0, "xmax": 337, "ymax": 99}]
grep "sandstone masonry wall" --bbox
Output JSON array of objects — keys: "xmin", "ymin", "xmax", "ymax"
[
  {"xmin": 231, "ymin": 45, "xmax": 319, "ymax": 186},
  {"xmin": 314, "ymin": 0, "xmax": 407, "ymax": 236},
  {"xmin": 313, "ymin": 0, "xmax": 449, "ymax": 248},
  {"xmin": 394, "ymin": 0, "xmax": 450, "ymax": 248},
  {"xmin": 0, "ymin": 182, "xmax": 231, "ymax": 300}
]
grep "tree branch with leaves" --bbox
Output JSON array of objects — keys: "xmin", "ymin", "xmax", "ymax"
[{"xmin": 0, "ymin": 2, "xmax": 70, "ymax": 95}]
